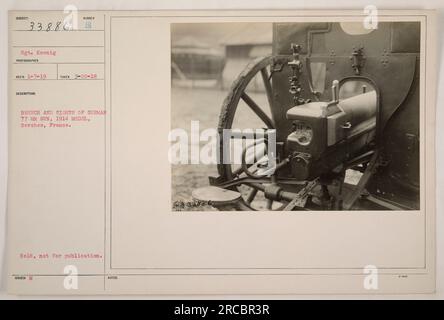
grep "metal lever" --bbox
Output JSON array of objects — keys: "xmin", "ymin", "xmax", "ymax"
[{"xmin": 331, "ymin": 80, "xmax": 339, "ymax": 103}]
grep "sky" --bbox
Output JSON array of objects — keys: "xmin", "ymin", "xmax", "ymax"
[{"xmin": 171, "ymin": 22, "xmax": 272, "ymax": 47}]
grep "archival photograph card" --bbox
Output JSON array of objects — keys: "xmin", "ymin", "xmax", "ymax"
[{"xmin": 7, "ymin": 10, "xmax": 437, "ymax": 295}]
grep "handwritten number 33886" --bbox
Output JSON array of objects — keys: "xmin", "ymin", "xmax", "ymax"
[{"xmin": 29, "ymin": 21, "xmax": 69, "ymax": 31}]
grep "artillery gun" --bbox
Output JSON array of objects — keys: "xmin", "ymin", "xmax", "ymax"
[{"xmin": 192, "ymin": 22, "xmax": 420, "ymax": 211}]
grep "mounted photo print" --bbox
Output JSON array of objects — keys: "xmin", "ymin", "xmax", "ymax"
[{"xmin": 170, "ymin": 21, "xmax": 421, "ymax": 212}]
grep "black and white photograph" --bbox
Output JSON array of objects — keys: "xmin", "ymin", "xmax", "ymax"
[{"xmin": 170, "ymin": 21, "xmax": 421, "ymax": 211}]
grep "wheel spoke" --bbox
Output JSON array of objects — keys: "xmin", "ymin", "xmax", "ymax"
[
  {"xmin": 246, "ymin": 188, "xmax": 258, "ymax": 204},
  {"xmin": 240, "ymin": 92, "xmax": 275, "ymax": 129},
  {"xmin": 260, "ymin": 67, "xmax": 274, "ymax": 110}
]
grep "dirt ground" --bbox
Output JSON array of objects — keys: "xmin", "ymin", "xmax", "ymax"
[
  {"xmin": 171, "ymin": 86, "xmax": 227, "ymax": 211},
  {"xmin": 171, "ymin": 83, "xmax": 272, "ymax": 210}
]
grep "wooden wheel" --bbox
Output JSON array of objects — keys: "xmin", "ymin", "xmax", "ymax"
[{"xmin": 217, "ymin": 56, "xmax": 286, "ymax": 210}]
